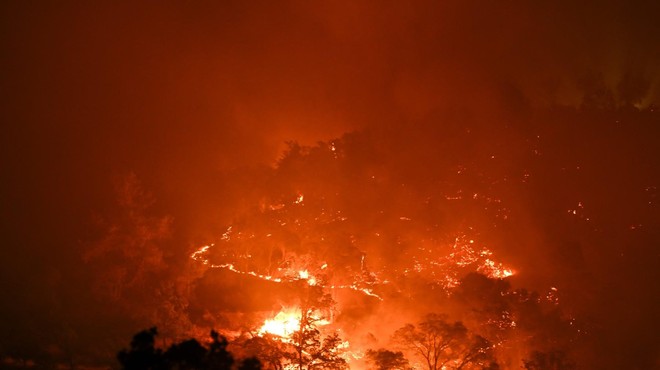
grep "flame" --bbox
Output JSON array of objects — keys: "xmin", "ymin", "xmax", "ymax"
[
  {"xmin": 479, "ymin": 258, "xmax": 515, "ymax": 279},
  {"xmin": 190, "ymin": 243, "xmax": 383, "ymax": 299},
  {"xmin": 298, "ymin": 270, "xmax": 318, "ymax": 286},
  {"xmin": 257, "ymin": 307, "xmax": 331, "ymax": 341},
  {"xmin": 258, "ymin": 308, "xmax": 301, "ymax": 338},
  {"xmin": 190, "ymin": 233, "xmax": 516, "ymax": 299},
  {"xmin": 190, "ymin": 244, "xmax": 212, "ymax": 264},
  {"xmin": 255, "ymin": 308, "xmax": 364, "ymax": 369}
]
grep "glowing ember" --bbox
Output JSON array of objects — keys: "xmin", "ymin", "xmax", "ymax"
[
  {"xmin": 479, "ymin": 258, "xmax": 515, "ymax": 279},
  {"xmin": 190, "ymin": 244, "xmax": 212, "ymax": 264}
]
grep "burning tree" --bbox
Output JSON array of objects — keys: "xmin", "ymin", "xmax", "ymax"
[
  {"xmin": 238, "ymin": 284, "xmax": 348, "ymax": 370},
  {"xmin": 284, "ymin": 285, "xmax": 347, "ymax": 370},
  {"xmin": 287, "ymin": 329, "xmax": 347, "ymax": 370},
  {"xmin": 240, "ymin": 319, "xmax": 347, "ymax": 370},
  {"xmin": 392, "ymin": 314, "xmax": 497, "ymax": 370}
]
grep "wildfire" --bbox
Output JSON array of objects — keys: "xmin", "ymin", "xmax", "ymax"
[
  {"xmin": 403, "ymin": 235, "xmax": 517, "ymax": 289},
  {"xmin": 258, "ymin": 308, "xmax": 301, "ymax": 338},
  {"xmin": 188, "ymin": 187, "xmax": 522, "ymax": 366},
  {"xmin": 254, "ymin": 306, "xmax": 366, "ymax": 369},
  {"xmin": 190, "ymin": 231, "xmax": 515, "ymax": 300},
  {"xmin": 257, "ymin": 307, "xmax": 331, "ymax": 340},
  {"xmin": 190, "ymin": 242, "xmax": 384, "ymax": 299},
  {"xmin": 298, "ymin": 270, "xmax": 317, "ymax": 285},
  {"xmin": 478, "ymin": 259, "xmax": 515, "ymax": 279}
]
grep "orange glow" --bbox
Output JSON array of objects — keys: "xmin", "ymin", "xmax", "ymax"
[
  {"xmin": 257, "ymin": 307, "xmax": 330, "ymax": 340},
  {"xmin": 6, "ymin": 2, "xmax": 659, "ymax": 369},
  {"xmin": 258, "ymin": 308, "xmax": 301, "ymax": 338},
  {"xmin": 479, "ymin": 258, "xmax": 515, "ymax": 279}
]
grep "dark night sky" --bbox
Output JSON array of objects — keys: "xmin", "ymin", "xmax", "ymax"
[{"xmin": 1, "ymin": 1, "xmax": 659, "ymax": 368}]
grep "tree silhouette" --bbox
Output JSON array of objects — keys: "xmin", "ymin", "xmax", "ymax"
[
  {"xmin": 241, "ymin": 335, "xmax": 288, "ymax": 370},
  {"xmin": 286, "ymin": 310, "xmax": 347, "ymax": 370},
  {"xmin": 163, "ymin": 339, "xmax": 207, "ymax": 369},
  {"xmin": 207, "ymin": 330, "xmax": 235, "ymax": 370},
  {"xmin": 118, "ymin": 327, "xmax": 163, "ymax": 370},
  {"xmin": 452, "ymin": 273, "xmax": 579, "ymax": 367},
  {"xmin": 365, "ymin": 349, "xmax": 410, "ymax": 370},
  {"xmin": 288, "ymin": 307, "xmax": 321, "ymax": 370},
  {"xmin": 239, "ymin": 357, "xmax": 263, "ymax": 370},
  {"xmin": 393, "ymin": 314, "xmax": 496, "ymax": 370},
  {"xmin": 310, "ymin": 333, "xmax": 348, "ymax": 370},
  {"xmin": 118, "ymin": 328, "xmax": 253, "ymax": 370}
]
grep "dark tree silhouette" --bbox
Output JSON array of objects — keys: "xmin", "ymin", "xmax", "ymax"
[
  {"xmin": 118, "ymin": 328, "xmax": 253, "ymax": 370},
  {"xmin": 241, "ymin": 335, "xmax": 289, "ymax": 370},
  {"xmin": 311, "ymin": 333, "xmax": 348, "ymax": 370},
  {"xmin": 288, "ymin": 308, "xmax": 322, "ymax": 370},
  {"xmin": 452, "ymin": 273, "xmax": 580, "ymax": 368},
  {"xmin": 286, "ymin": 310, "xmax": 347, "ymax": 370},
  {"xmin": 239, "ymin": 357, "xmax": 263, "ymax": 370},
  {"xmin": 163, "ymin": 339, "xmax": 207, "ymax": 369},
  {"xmin": 365, "ymin": 349, "xmax": 410, "ymax": 370},
  {"xmin": 277, "ymin": 285, "xmax": 347, "ymax": 370},
  {"xmin": 207, "ymin": 330, "xmax": 235, "ymax": 370},
  {"xmin": 393, "ymin": 314, "xmax": 497, "ymax": 370},
  {"xmin": 118, "ymin": 327, "xmax": 163, "ymax": 370}
]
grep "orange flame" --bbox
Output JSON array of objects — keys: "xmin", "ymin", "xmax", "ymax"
[{"xmin": 258, "ymin": 308, "xmax": 301, "ymax": 338}]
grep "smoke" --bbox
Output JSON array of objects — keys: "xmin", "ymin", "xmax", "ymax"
[{"xmin": 1, "ymin": 0, "xmax": 659, "ymax": 368}]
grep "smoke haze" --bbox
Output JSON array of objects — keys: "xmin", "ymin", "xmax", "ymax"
[{"xmin": 1, "ymin": 1, "xmax": 659, "ymax": 368}]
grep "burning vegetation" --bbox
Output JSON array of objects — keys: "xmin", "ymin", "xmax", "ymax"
[
  {"xmin": 116, "ymin": 121, "xmax": 602, "ymax": 369},
  {"xmin": 71, "ymin": 106, "xmax": 658, "ymax": 370},
  {"xmin": 75, "ymin": 105, "xmax": 658, "ymax": 370}
]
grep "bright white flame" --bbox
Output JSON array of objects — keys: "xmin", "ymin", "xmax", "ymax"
[
  {"xmin": 297, "ymin": 270, "xmax": 318, "ymax": 285},
  {"xmin": 259, "ymin": 309, "xmax": 301, "ymax": 337}
]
